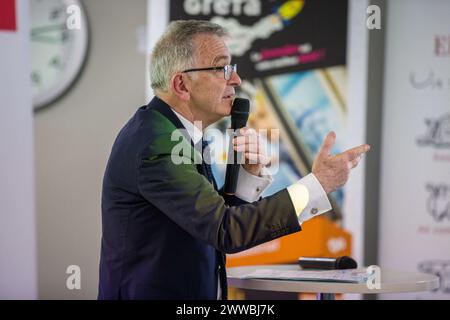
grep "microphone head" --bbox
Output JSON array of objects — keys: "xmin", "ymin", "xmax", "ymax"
[
  {"xmin": 335, "ymin": 256, "xmax": 358, "ymax": 269},
  {"xmin": 230, "ymin": 98, "xmax": 250, "ymax": 129}
]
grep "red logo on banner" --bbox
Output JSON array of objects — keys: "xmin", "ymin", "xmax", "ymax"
[{"xmin": 0, "ymin": 0, "xmax": 17, "ymax": 31}]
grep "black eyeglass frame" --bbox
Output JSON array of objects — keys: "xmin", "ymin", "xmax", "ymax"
[{"xmin": 181, "ymin": 64, "xmax": 237, "ymax": 81}]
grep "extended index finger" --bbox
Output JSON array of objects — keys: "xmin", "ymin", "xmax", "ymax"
[{"xmin": 344, "ymin": 144, "xmax": 371, "ymax": 161}]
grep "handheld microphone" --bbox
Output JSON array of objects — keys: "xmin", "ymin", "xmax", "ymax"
[
  {"xmin": 223, "ymin": 98, "xmax": 250, "ymax": 195},
  {"xmin": 298, "ymin": 256, "xmax": 358, "ymax": 270}
]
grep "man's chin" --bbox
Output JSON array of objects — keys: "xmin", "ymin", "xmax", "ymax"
[{"xmin": 222, "ymin": 100, "xmax": 233, "ymax": 115}]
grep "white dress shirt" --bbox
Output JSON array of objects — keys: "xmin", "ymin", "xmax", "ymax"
[
  {"xmin": 171, "ymin": 109, "xmax": 332, "ymax": 299},
  {"xmin": 172, "ymin": 109, "xmax": 273, "ymax": 203}
]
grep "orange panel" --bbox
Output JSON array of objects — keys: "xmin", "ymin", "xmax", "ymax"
[{"xmin": 226, "ymin": 216, "xmax": 352, "ymax": 267}]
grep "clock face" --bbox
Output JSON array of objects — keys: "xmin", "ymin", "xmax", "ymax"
[{"xmin": 31, "ymin": 0, "xmax": 89, "ymax": 111}]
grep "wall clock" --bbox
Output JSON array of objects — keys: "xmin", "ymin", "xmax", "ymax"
[{"xmin": 30, "ymin": 0, "xmax": 89, "ymax": 111}]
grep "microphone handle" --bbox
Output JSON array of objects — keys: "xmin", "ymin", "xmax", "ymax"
[
  {"xmin": 223, "ymin": 164, "xmax": 239, "ymax": 195},
  {"xmin": 223, "ymin": 129, "xmax": 240, "ymax": 195}
]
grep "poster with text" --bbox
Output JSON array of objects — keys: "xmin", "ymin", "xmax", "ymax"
[{"xmin": 379, "ymin": 0, "xmax": 450, "ymax": 299}]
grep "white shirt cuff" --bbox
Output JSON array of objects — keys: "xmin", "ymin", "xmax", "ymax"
[
  {"xmin": 286, "ymin": 173, "xmax": 332, "ymax": 224},
  {"xmin": 234, "ymin": 166, "xmax": 273, "ymax": 202}
]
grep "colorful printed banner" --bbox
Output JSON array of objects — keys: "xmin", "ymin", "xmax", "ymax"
[{"xmin": 170, "ymin": 0, "xmax": 347, "ymax": 79}]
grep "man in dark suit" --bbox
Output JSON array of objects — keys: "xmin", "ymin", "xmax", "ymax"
[{"xmin": 98, "ymin": 20, "xmax": 370, "ymax": 300}]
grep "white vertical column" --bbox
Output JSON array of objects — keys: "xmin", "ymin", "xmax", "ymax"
[
  {"xmin": 343, "ymin": 0, "xmax": 370, "ymax": 272},
  {"xmin": 0, "ymin": 0, "xmax": 37, "ymax": 299}
]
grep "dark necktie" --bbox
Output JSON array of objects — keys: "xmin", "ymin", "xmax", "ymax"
[
  {"xmin": 201, "ymin": 140, "xmax": 216, "ymax": 187},
  {"xmin": 200, "ymin": 139, "xmax": 227, "ymax": 299},
  {"xmin": 202, "ymin": 140, "xmax": 226, "ymax": 299}
]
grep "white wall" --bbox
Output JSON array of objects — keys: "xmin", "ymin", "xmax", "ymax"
[
  {"xmin": 146, "ymin": 0, "xmax": 169, "ymax": 100},
  {"xmin": 0, "ymin": 0, "xmax": 37, "ymax": 299},
  {"xmin": 34, "ymin": 0, "xmax": 147, "ymax": 299}
]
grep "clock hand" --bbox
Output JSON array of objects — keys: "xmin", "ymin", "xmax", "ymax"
[
  {"xmin": 31, "ymin": 34, "xmax": 69, "ymax": 44},
  {"xmin": 31, "ymin": 24, "xmax": 67, "ymax": 36}
]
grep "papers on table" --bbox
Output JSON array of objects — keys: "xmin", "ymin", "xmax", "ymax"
[{"xmin": 240, "ymin": 268, "xmax": 369, "ymax": 283}]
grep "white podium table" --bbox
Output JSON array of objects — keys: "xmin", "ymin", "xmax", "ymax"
[{"xmin": 227, "ymin": 264, "xmax": 439, "ymax": 300}]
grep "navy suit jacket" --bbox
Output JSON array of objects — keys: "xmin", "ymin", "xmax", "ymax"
[{"xmin": 98, "ymin": 97, "xmax": 301, "ymax": 299}]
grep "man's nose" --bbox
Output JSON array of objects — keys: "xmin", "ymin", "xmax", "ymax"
[{"xmin": 228, "ymin": 71, "xmax": 242, "ymax": 87}]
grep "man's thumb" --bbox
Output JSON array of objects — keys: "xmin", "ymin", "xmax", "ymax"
[{"xmin": 317, "ymin": 131, "xmax": 336, "ymax": 158}]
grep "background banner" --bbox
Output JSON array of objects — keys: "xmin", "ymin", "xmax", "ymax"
[
  {"xmin": 170, "ymin": 0, "xmax": 347, "ymax": 78},
  {"xmin": 168, "ymin": 1, "xmax": 353, "ymax": 275},
  {"xmin": 170, "ymin": 0, "xmax": 348, "ymax": 219},
  {"xmin": 379, "ymin": 0, "xmax": 450, "ymax": 299}
]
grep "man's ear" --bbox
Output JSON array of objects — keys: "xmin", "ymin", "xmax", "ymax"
[{"xmin": 171, "ymin": 73, "xmax": 190, "ymax": 101}]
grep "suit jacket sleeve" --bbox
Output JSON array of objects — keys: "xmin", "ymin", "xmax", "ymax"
[
  {"xmin": 137, "ymin": 134, "xmax": 301, "ymax": 254},
  {"xmin": 219, "ymin": 188, "xmax": 249, "ymax": 207}
]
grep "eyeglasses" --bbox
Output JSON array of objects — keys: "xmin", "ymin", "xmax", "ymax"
[{"xmin": 182, "ymin": 64, "xmax": 237, "ymax": 81}]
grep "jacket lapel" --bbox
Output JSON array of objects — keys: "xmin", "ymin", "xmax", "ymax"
[{"xmin": 146, "ymin": 96, "xmax": 211, "ymax": 181}]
